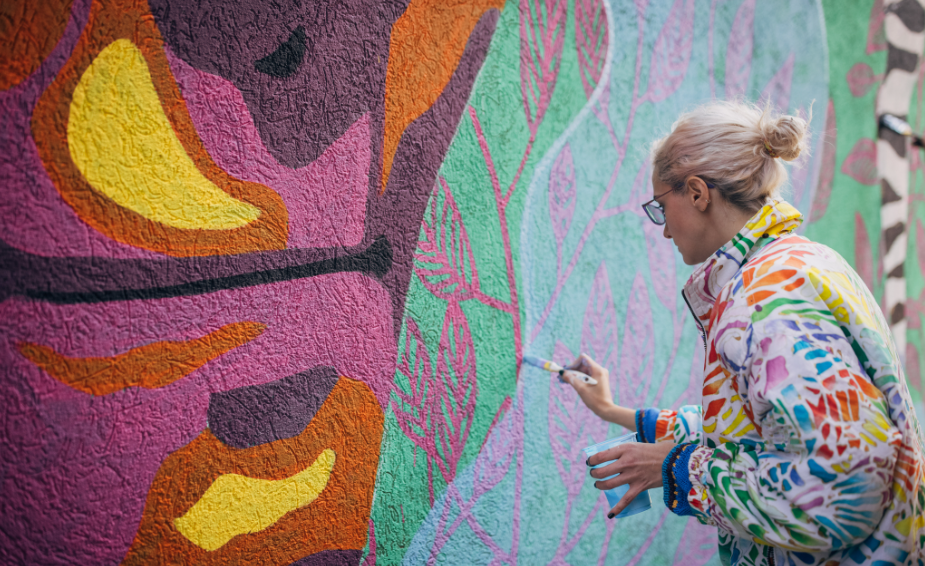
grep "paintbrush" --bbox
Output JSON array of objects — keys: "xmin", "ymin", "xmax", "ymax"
[{"xmin": 522, "ymin": 355, "xmax": 598, "ymax": 385}]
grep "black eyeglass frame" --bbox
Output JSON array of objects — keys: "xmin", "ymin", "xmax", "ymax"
[{"xmin": 641, "ymin": 180, "xmax": 716, "ymax": 225}]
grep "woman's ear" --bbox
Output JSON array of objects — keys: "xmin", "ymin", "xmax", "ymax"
[{"xmin": 685, "ymin": 176, "xmax": 710, "ymax": 212}]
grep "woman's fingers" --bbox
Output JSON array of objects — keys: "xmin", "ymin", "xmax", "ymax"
[
  {"xmin": 586, "ymin": 444, "xmax": 626, "ymax": 468},
  {"xmin": 606, "ymin": 486, "xmax": 645, "ymax": 519}
]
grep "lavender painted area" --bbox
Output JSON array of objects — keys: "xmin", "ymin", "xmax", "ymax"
[
  {"xmin": 209, "ymin": 366, "xmax": 340, "ymax": 448},
  {"xmin": 0, "ymin": 272, "xmax": 394, "ymax": 564},
  {"xmin": 165, "ymin": 47, "xmax": 370, "ymax": 249},
  {"xmin": 289, "ymin": 549, "xmax": 363, "ymax": 566}
]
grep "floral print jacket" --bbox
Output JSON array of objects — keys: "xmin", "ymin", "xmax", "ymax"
[{"xmin": 636, "ymin": 200, "xmax": 925, "ymax": 566}]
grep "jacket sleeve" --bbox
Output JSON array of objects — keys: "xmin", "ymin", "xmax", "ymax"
[
  {"xmin": 635, "ymin": 405, "xmax": 703, "ymax": 445},
  {"xmin": 664, "ymin": 319, "xmax": 902, "ymax": 553}
]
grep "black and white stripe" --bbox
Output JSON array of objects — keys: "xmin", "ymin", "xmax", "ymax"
[{"xmin": 877, "ymin": 0, "xmax": 925, "ymax": 358}]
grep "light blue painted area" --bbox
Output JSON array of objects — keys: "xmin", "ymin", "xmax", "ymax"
[{"xmin": 406, "ymin": 0, "xmax": 828, "ymax": 563}]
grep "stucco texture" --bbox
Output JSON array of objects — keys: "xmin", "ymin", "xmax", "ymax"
[{"xmin": 0, "ymin": 0, "xmax": 922, "ymax": 564}]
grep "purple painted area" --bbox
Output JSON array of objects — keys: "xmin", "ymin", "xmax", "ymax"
[
  {"xmin": 289, "ymin": 549, "xmax": 363, "ymax": 566},
  {"xmin": 0, "ymin": 272, "xmax": 394, "ymax": 564},
  {"xmin": 165, "ymin": 48, "xmax": 369, "ymax": 249},
  {"xmin": 208, "ymin": 366, "xmax": 340, "ymax": 449},
  {"xmin": 0, "ymin": 0, "xmax": 161, "ymax": 259},
  {"xmin": 149, "ymin": 0, "xmax": 407, "ymax": 170}
]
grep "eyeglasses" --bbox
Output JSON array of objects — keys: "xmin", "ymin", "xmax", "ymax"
[{"xmin": 641, "ymin": 182, "xmax": 715, "ymax": 225}]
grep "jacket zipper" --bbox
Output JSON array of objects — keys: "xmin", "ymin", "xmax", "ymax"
[
  {"xmin": 682, "ymin": 289, "xmax": 707, "ymax": 354},
  {"xmin": 765, "ymin": 545, "xmax": 776, "ymax": 566}
]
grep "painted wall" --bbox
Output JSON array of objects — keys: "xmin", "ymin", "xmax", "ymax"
[{"xmin": 0, "ymin": 0, "xmax": 921, "ymax": 565}]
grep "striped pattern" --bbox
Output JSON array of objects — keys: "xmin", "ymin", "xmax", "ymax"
[{"xmin": 877, "ymin": 0, "xmax": 925, "ymax": 359}]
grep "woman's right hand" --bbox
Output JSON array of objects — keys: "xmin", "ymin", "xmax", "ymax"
[
  {"xmin": 561, "ymin": 353, "xmax": 636, "ymax": 430},
  {"xmin": 562, "ymin": 353, "xmax": 614, "ymax": 417}
]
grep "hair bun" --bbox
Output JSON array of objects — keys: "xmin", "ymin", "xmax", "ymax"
[{"xmin": 760, "ymin": 111, "xmax": 809, "ymax": 162}]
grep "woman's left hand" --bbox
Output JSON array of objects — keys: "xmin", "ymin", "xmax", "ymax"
[{"xmin": 588, "ymin": 441, "xmax": 677, "ymax": 518}]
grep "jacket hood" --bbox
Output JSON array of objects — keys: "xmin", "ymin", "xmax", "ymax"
[{"xmin": 682, "ymin": 199, "xmax": 803, "ymax": 323}]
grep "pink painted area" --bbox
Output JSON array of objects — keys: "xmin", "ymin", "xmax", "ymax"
[
  {"xmin": 724, "ymin": 0, "xmax": 754, "ymax": 99},
  {"xmin": 855, "ymin": 213, "xmax": 874, "ymax": 292},
  {"xmin": 846, "ymin": 62, "xmax": 881, "ymax": 97},
  {"xmin": 645, "ymin": 0, "xmax": 695, "ymax": 103},
  {"xmin": 0, "ymin": 272, "xmax": 394, "ymax": 564},
  {"xmin": 0, "ymin": 0, "xmax": 161, "ymax": 259},
  {"xmin": 842, "ymin": 138, "xmax": 878, "ymax": 186},
  {"xmin": 761, "ymin": 53, "xmax": 794, "ymax": 112},
  {"xmin": 165, "ymin": 47, "xmax": 369, "ymax": 249}
]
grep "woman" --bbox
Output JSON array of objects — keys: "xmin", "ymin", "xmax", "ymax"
[{"xmin": 565, "ymin": 101, "xmax": 925, "ymax": 566}]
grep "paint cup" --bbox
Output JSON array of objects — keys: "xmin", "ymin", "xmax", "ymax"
[{"xmin": 582, "ymin": 432, "xmax": 652, "ymax": 519}]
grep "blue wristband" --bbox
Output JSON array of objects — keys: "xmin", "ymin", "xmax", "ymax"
[{"xmin": 661, "ymin": 443, "xmax": 698, "ymax": 516}]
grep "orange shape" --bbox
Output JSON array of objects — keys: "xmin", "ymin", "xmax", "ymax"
[
  {"xmin": 0, "ymin": 0, "xmax": 72, "ymax": 90},
  {"xmin": 31, "ymin": 0, "xmax": 288, "ymax": 256},
  {"xmin": 18, "ymin": 322, "xmax": 266, "ymax": 396},
  {"xmin": 123, "ymin": 377, "xmax": 384, "ymax": 565},
  {"xmin": 381, "ymin": 0, "xmax": 505, "ymax": 192}
]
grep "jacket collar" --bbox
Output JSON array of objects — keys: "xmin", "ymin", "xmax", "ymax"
[{"xmin": 682, "ymin": 200, "xmax": 803, "ymax": 323}]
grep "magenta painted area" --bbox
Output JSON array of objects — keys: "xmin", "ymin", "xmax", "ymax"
[
  {"xmin": 165, "ymin": 47, "xmax": 369, "ymax": 249},
  {"xmin": 0, "ymin": 0, "xmax": 161, "ymax": 259},
  {"xmin": 0, "ymin": 272, "xmax": 394, "ymax": 564}
]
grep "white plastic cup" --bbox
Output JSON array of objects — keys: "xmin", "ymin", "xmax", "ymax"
[{"xmin": 582, "ymin": 432, "xmax": 652, "ymax": 518}]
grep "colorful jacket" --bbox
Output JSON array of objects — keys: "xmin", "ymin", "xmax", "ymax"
[{"xmin": 636, "ymin": 200, "xmax": 925, "ymax": 566}]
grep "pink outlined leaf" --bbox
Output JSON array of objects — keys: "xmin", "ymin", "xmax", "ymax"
[
  {"xmin": 576, "ymin": 0, "xmax": 609, "ymax": 100},
  {"xmin": 787, "ymin": 108, "xmax": 813, "ymax": 207},
  {"xmin": 842, "ymin": 138, "xmax": 878, "ymax": 186},
  {"xmin": 549, "ymin": 143, "xmax": 577, "ymax": 251},
  {"xmin": 520, "ymin": 0, "xmax": 568, "ymax": 134},
  {"xmin": 392, "ymin": 317, "xmax": 436, "ymax": 452},
  {"xmin": 547, "ymin": 340, "xmax": 608, "ymax": 497},
  {"xmin": 847, "ymin": 62, "xmax": 881, "ymax": 97},
  {"xmin": 761, "ymin": 53, "xmax": 794, "ymax": 112},
  {"xmin": 867, "ymin": 0, "xmax": 887, "ymax": 54},
  {"xmin": 434, "ymin": 302, "xmax": 478, "ymax": 482},
  {"xmin": 724, "ymin": 0, "xmax": 755, "ymax": 100},
  {"xmin": 415, "ymin": 177, "xmax": 480, "ymax": 300},
  {"xmin": 645, "ymin": 0, "xmax": 695, "ymax": 103},
  {"xmin": 917, "ymin": 220, "xmax": 925, "ymax": 280},
  {"xmin": 473, "ymin": 397, "xmax": 516, "ymax": 499},
  {"xmin": 643, "ymin": 213, "xmax": 676, "ymax": 315},
  {"xmin": 616, "ymin": 272, "xmax": 654, "ymax": 408},
  {"xmin": 629, "ymin": 159, "xmax": 653, "ymax": 213},
  {"xmin": 680, "ymin": 334, "xmax": 707, "ymax": 405},
  {"xmin": 855, "ymin": 213, "xmax": 874, "ymax": 292},
  {"xmin": 672, "ymin": 520, "xmax": 717, "ymax": 566},
  {"xmin": 581, "ymin": 264, "xmax": 619, "ymax": 373},
  {"xmin": 906, "ymin": 342, "xmax": 923, "ymax": 394},
  {"xmin": 810, "ymin": 99, "xmax": 837, "ymax": 222}
]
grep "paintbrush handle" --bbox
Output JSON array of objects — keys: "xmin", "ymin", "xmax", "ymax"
[{"xmin": 559, "ymin": 369, "xmax": 598, "ymax": 386}]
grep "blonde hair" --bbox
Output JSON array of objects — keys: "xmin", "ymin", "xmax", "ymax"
[{"xmin": 651, "ymin": 100, "xmax": 811, "ymax": 212}]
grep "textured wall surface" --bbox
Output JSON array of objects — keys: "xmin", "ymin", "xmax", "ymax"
[{"xmin": 0, "ymin": 0, "xmax": 923, "ymax": 565}]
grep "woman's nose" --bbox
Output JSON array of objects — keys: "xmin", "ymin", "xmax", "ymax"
[{"xmin": 662, "ymin": 223, "xmax": 671, "ymax": 239}]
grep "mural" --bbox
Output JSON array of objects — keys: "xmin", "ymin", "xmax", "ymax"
[{"xmin": 1, "ymin": 0, "xmax": 924, "ymax": 565}]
